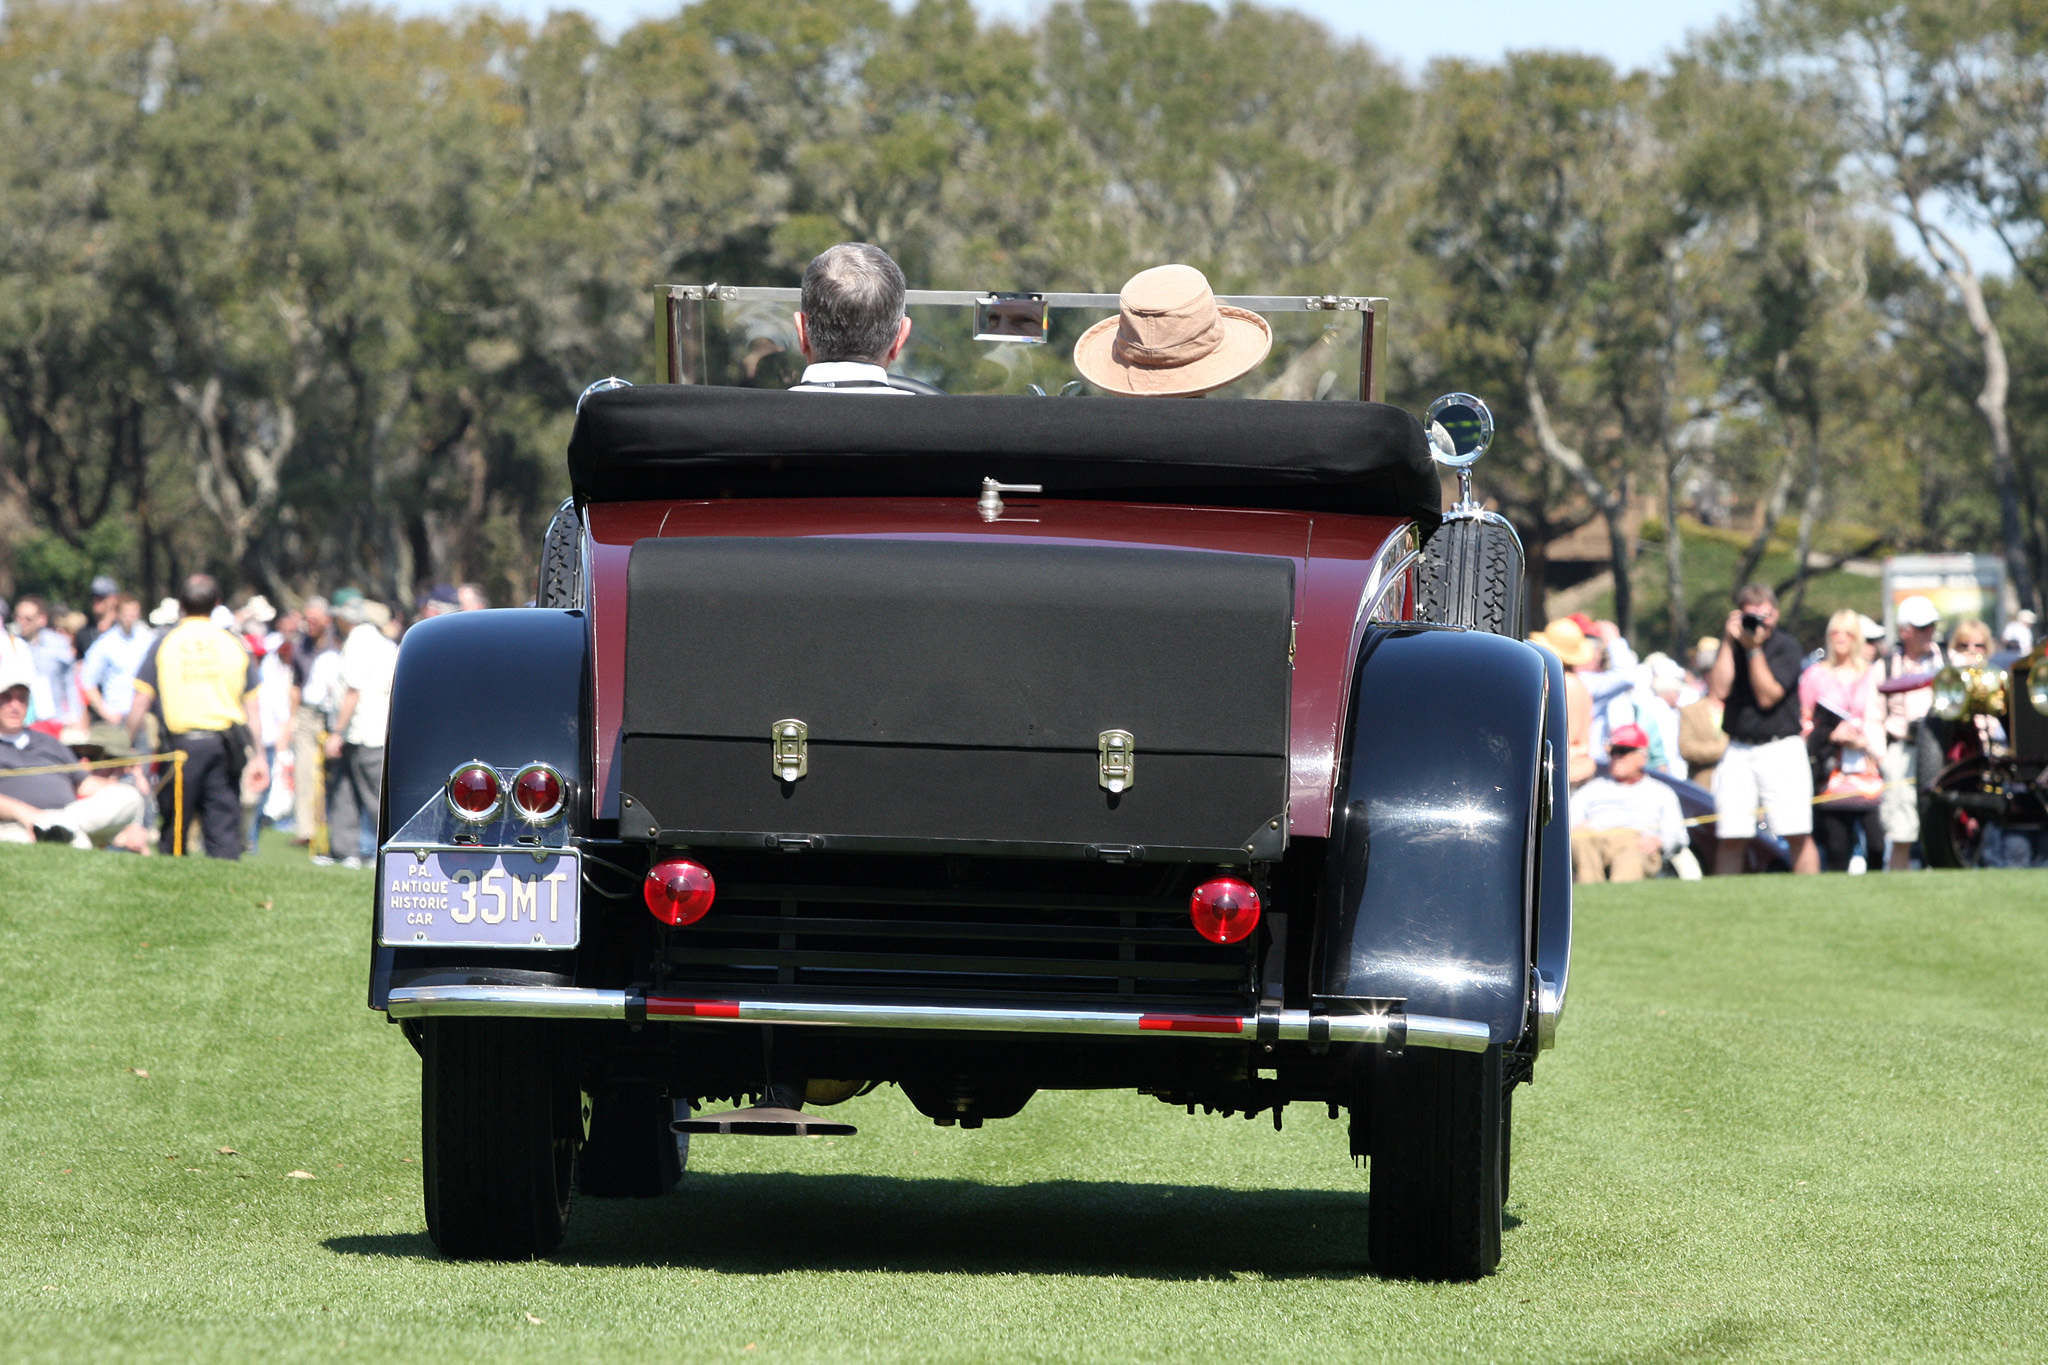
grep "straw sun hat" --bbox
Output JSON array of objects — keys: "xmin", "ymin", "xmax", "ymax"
[
  {"xmin": 1527, "ymin": 618, "xmax": 1600, "ymax": 668},
  {"xmin": 1072, "ymin": 264, "xmax": 1273, "ymax": 397}
]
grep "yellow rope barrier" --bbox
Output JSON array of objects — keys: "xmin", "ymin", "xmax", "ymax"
[
  {"xmin": 1675, "ymin": 777, "xmax": 1919, "ymax": 827},
  {"xmin": 0, "ymin": 752, "xmax": 181, "ymax": 777},
  {"xmin": 173, "ymin": 750, "xmax": 186, "ymax": 858}
]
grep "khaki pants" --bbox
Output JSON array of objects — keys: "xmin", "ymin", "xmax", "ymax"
[
  {"xmin": 0, "ymin": 784, "xmax": 148, "ymax": 848},
  {"xmin": 1572, "ymin": 826, "xmax": 1664, "ymax": 883},
  {"xmin": 291, "ymin": 705, "xmax": 325, "ymax": 841}
]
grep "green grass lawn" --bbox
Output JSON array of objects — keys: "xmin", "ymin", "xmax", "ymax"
[{"xmin": 4, "ymin": 845, "xmax": 2046, "ymax": 1363}]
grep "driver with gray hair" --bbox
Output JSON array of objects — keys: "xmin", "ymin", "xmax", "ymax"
[{"xmin": 789, "ymin": 243, "xmax": 920, "ymax": 394}]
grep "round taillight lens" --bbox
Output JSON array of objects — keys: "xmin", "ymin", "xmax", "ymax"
[
  {"xmin": 1189, "ymin": 877, "xmax": 1261, "ymax": 945},
  {"xmin": 509, "ymin": 764, "xmax": 566, "ymax": 824},
  {"xmin": 644, "ymin": 859, "xmax": 716, "ymax": 926},
  {"xmin": 446, "ymin": 763, "xmax": 502, "ymax": 822}
]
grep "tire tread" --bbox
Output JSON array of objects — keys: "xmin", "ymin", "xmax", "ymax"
[{"xmin": 1417, "ymin": 519, "xmax": 1524, "ymax": 638}]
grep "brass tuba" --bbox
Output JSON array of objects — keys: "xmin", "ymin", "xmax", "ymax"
[{"xmin": 1931, "ymin": 664, "xmax": 2009, "ymax": 722}]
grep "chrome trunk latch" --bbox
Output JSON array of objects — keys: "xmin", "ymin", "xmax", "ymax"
[
  {"xmin": 977, "ymin": 477, "xmax": 1042, "ymax": 521},
  {"xmin": 1098, "ymin": 730, "xmax": 1135, "ymax": 793},
  {"xmin": 772, "ymin": 719, "xmax": 808, "ymax": 782}
]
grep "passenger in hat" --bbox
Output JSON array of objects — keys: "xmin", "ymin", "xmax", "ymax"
[
  {"xmin": 1073, "ymin": 265, "xmax": 1272, "ymax": 397},
  {"xmin": 1878, "ymin": 594, "xmax": 1947, "ymax": 870},
  {"xmin": 1569, "ymin": 724, "xmax": 1687, "ymax": 883}
]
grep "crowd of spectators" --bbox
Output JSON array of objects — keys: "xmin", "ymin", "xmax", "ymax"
[
  {"xmin": 0, "ymin": 575, "xmax": 493, "ymax": 862},
  {"xmin": 1536, "ymin": 585, "xmax": 2043, "ymax": 883}
]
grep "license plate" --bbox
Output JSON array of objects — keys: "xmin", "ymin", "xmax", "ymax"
[{"xmin": 377, "ymin": 848, "xmax": 580, "ymax": 948}]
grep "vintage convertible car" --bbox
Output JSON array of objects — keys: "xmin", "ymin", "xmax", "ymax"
[{"xmin": 367, "ymin": 286, "xmax": 1570, "ymax": 1279}]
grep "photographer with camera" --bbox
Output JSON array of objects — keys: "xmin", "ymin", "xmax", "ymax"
[{"xmin": 1708, "ymin": 584, "xmax": 1818, "ymax": 875}]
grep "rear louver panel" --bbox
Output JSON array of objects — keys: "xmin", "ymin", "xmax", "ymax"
[{"xmin": 661, "ymin": 882, "xmax": 1256, "ymax": 1010}]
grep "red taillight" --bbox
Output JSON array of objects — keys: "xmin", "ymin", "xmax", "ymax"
[
  {"xmin": 644, "ymin": 859, "xmax": 716, "ymax": 926},
  {"xmin": 1189, "ymin": 877, "xmax": 1261, "ymax": 945},
  {"xmin": 446, "ymin": 763, "xmax": 502, "ymax": 822},
  {"xmin": 509, "ymin": 764, "xmax": 566, "ymax": 824}
]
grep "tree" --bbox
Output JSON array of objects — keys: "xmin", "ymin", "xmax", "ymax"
[
  {"xmin": 1761, "ymin": 0, "xmax": 2048, "ymax": 611},
  {"xmin": 1414, "ymin": 52, "xmax": 1660, "ymax": 634}
]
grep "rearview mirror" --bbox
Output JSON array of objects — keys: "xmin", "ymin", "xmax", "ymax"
[
  {"xmin": 974, "ymin": 293, "xmax": 1048, "ymax": 344},
  {"xmin": 1425, "ymin": 393, "xmax": 1493, "ymax": 469}
]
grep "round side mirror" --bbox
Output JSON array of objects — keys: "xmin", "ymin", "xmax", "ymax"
[{"xmin": 1425, "ymin": 392, "xmax": 1494, "ymax": 469}]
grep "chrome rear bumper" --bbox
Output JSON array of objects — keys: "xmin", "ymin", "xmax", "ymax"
[{"xmin": 382, "ymin": 986, "xmax": 1492, "ymax": 1052}]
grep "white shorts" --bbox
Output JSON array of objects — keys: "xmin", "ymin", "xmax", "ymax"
[{"xmin": 1713, "ymin": 734, "xmax": 1813, "ymax": 839}]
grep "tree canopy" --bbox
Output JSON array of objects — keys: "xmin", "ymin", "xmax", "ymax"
[{"xmin": 2, "ymin": 0, "xmax": 2044, "ymax": 633}]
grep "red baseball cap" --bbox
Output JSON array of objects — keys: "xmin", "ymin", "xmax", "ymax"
[{"xmin": 1609, "ymin": 723, "xmax": 1650, "ymax": 751}]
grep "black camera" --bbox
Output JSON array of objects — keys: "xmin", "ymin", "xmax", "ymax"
[{"xmin": 1740, "ymin": 611, "xmax": 1765, "ymax": 634}]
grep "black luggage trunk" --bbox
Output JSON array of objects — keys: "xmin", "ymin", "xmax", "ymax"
[{"xmin": 618, "ymin": 537, "xmax": 1293, "ymax": 863}]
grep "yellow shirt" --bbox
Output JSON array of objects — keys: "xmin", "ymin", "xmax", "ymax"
[{"xmin": 133, "ymin": 618, "xmax": 258, "ymax": 736}]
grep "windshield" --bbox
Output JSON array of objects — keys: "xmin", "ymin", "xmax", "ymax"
[{"xmin": 657, "ymin": 286, "xmax": 1385, "ymax": 401}]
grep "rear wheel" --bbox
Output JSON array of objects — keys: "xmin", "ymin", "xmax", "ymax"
[
  {"xmin": 576, "ymin": 1083, "xmax": 684, "ymax": 1198},
  {"xmin": 1367, "ymin": 1043, "xmax": 1504, "ymax": 1280},
  {"xmin": 1417, "ymin": 517, "xmax": 1524, "ymax": 638},
  {"xmin": 422, "ymin": 1018, "xmax": 579, "ymax": 1259}
]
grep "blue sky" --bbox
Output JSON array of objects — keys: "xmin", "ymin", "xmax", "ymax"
[{"xmin": 382, "ymin": 0, "xmax": 1752, "ymax": 71}]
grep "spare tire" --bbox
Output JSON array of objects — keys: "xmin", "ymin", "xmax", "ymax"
[
  {"xmin": 538, "ymin": 498, "xmax": 582, "ymax": 610},
  {"xmin": 1417, "ymin": 516, "xmax": 1525, "ymax": 638}
]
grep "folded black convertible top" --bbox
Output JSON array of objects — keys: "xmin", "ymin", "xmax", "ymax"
[{"xmin": 568, "ymin": 385, "xmax": 1440, "ymax": 525}]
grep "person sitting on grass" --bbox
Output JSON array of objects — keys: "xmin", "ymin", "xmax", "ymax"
[
  {"xmin": 1570, "ymin": 724, "xmax": 1687, "ymax": 883},
  {"xmin": 0, "ymin": 659, "xmax": 150, "ymax": 851}
]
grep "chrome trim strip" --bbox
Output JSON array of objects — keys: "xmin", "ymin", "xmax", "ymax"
[
  {"xmin": 1535, "ymin": 970, "xmax": 1562, "ymax": 1051},
  {"xmin": 383, "ymin": 987, "xmax": 1492, "ymax": 1053},
  {"xmin": 1361, "ymin": 548, "xmax": 1421, "ymax": 623},
  {"xmin": 673, "ymin": 285, "xmax": 1389, "ymax": 315},
  {"xmin": 1350, "ymin": 523, "xmax": 1420, "ymax": 659},
  {"xmin": 387, "ymin": 985, "xmax": 629, "ymax": 1020}
]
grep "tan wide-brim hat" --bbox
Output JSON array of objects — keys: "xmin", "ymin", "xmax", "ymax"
[
  {"xmin": 1527, "ymin": 619, "xmax": 1600, "ymax": 669},
  {"xmin": 1073, "ymin": 264, "xmax": 1273, "ymax": 397}
]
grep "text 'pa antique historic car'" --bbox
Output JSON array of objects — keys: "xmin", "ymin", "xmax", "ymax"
[{"xmin": 366, "ymin": 285, "xmax": 1572, "ymax": 1279}]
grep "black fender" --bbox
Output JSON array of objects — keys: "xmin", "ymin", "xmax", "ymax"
[
  {"xmin": 369, "ymin": 609, "xmax": 590, "ymax": 1008},
  {"xmin": 379, "ymin": 609, "xmax": 590, "ymax": 837},
  {"xmin": 1313, "ymin": 626, "xmax": 1550, "ymax": 1045}
]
